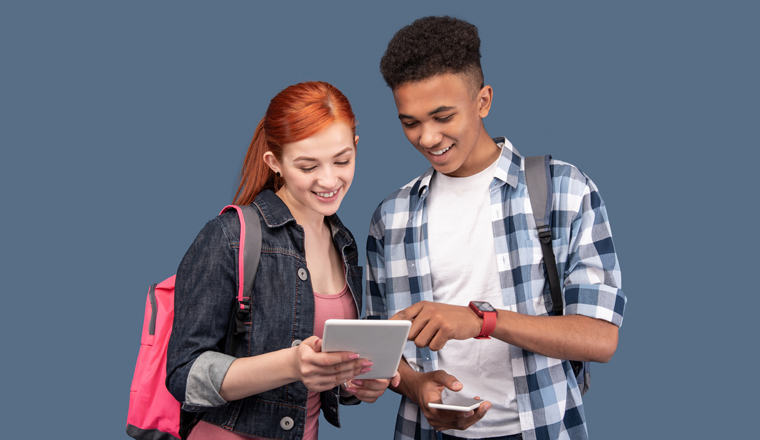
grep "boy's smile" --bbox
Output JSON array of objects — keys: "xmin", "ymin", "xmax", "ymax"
[{"xmin": 392, "ymin": 72, "xmax": 499, "ymax": 177}]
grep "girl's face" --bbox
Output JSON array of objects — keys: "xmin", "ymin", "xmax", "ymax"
[{"xmin": 267, "ymin": 121, "xmax": 357, "ymax": 221}]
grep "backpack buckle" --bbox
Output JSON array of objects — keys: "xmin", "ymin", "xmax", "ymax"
[
  {"xmin": 537, "ymin": 226, "xmax": 552, "ymax": 244},
  {"xmin": 234, "ymin": 299, "xmax": 250, "ymax": 336}
]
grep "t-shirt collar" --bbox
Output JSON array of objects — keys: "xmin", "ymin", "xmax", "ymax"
[{"xmin": 416, "ymin": 136, "xmax": 522, "ymax": 197}]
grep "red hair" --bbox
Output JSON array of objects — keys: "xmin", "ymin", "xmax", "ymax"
[{"xmin": 233, "ymin": 81, "xmax": 356, "ymax": 205}]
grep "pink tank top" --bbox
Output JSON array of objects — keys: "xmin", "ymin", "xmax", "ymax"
[
  {"xmin": 189, "ymin": 283, "xmax": 357, "ymax": 440},
  {"xmin": 303, "ymin": 282, "xmax": 358, "ymax": 439}
]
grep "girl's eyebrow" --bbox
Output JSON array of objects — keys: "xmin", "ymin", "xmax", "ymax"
[
  {"xmin": 332, "ymin": 147, "xmax": 354, "ymax": 158},
  {"xmin": 293, "ymin": 147, "xmax": 354, "ymax": 162}
]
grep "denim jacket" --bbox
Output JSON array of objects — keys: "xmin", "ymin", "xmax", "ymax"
[{"xmin": 166, "ymin": 189, "xmax": 363, "ymax": 439}]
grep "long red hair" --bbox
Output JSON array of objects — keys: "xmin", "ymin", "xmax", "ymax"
[{"xmin": 233, "ymin": 81, "xmax": 356, "ymax": 205}]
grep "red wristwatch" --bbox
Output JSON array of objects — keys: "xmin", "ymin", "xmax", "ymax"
[{"xmin": 468, "ymin": 301, "xmax": 498, "ymax": 339}]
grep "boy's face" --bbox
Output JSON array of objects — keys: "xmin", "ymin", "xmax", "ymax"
[{"xmin": 392, "ymin": 72, "xmax": 495, "ymax": 177}]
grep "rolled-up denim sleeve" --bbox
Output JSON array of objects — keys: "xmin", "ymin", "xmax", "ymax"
[
  {"xmin": 166, "ymin": 216, "xmax": 238, "ymax": 411},
  {"xmin": 563, "ymin": 177, "xmax": 626, "ymax": 328},
  {"xmin": 184, "ymin": 351, "xmax": 235, "ymax": 409}
]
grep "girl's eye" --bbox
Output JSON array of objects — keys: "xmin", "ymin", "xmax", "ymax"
[
  {"xmin": 336, "ymin": 160, "xmax": 350, "ymax": 166},
  {"xmin": 301, "ymin": 167, "xmax": 317, "ymax": 172}
]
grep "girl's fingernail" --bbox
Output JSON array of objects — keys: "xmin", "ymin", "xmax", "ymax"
[
  {"xmin": 360, "ymin": 367, "xmax": 372, "ymax": 374},
  {"xmin": 353, "ymin": 380, "xmax": 363, "ymax": 386},
  {"xmin": 361, "ymin": 361, "xmax": 374, "ymax": 367},
  {"xmin": 348, "ymin": 354, "xmax": 360, "ymax": 359}
]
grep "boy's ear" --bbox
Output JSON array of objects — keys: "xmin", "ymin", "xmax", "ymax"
[{"xmin": 477, "ymin": 85, "xmax": 494, "ymax": 118}]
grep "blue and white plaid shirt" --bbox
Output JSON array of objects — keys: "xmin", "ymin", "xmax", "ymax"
[{"xmin": 366, "ymin": 138, "xmax": 626, "ymax": 440}]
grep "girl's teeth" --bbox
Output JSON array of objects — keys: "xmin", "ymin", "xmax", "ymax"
[{"xmin": 317, "ymin": 190, "xmax": 337, "ymax": 198}]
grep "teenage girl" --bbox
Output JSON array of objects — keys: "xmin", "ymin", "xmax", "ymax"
[{"xmin": 166, "ymin": 81, "xmax": 398, "ymax": 439}]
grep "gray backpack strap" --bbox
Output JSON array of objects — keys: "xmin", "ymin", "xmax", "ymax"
[
  {"xmin": 239, "ymin": 205, "xmax": 262, "ymax": 298},
  {"xmin": 525, "ymin": 156, "xmax": 552, "ymax": 231},
  {"xmin": 525, "ymin": 156, "xmax": 589, "ymax": 393},
  {"xmin": 524, "ymin": 155, "xmax": 562, "ymax": 316}
]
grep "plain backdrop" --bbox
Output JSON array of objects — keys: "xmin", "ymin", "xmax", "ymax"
[{"xmin": 1, "ymin": 1, "xmax": 758, "ymax": 438}]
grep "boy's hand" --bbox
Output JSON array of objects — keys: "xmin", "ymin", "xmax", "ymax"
[
  {"xmin": 411, "ymin": 370, "xmax": 491, "ymax": 431},
  {"xmin": 390, "ymin": 301, "xmax": 483, "ymax": 350}
]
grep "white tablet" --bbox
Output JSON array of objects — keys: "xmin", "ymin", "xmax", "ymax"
[{"xmin": 321, "ymin": 319, "xmax": 411, "ymax": 380}]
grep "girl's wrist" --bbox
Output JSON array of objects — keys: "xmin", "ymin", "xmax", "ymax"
[{"xmin": 285, "ymin": 346, "xmax": 301, "ymax": 383}]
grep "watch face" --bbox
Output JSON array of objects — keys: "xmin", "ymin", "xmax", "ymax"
[{"xmin": 472, "ymin": 301, "xmax": 495, "ymax": 312}]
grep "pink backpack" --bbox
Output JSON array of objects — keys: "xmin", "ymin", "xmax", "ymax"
[{"xmin": 127, "ymin": 205, "xmax": 262, "ymax": 440}]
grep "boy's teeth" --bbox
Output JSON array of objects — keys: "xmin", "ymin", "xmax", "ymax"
[
  {"xmin": 430, "ymin": 146, "xmax": 451, "ymax": 156},
  {"xmin": 317, "ymin": 190, "xmax": 338, "ymax": 197}
]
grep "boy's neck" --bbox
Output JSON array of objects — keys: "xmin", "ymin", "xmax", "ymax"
[{"xmin": 443, "ymin": 125, "xmax": 500, "ymax": 178}]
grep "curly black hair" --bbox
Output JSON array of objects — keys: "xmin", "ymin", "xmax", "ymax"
[{"xmin": 380, "ymin": 16, "xmax": 484, "ymax": 94}]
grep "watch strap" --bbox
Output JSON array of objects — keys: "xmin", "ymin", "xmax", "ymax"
[{"xmin": 475, "ymin": 311, "xmax": 497, "ymax": 339}]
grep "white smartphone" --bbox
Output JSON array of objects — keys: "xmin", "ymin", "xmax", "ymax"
[{"xmin": 428, "ymin": 392, "xmax": 484, "ymax": 412}]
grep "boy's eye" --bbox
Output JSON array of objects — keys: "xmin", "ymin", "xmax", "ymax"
[
  {"xmin": 402, "ymin": 121, "xmax": 419, "ymax": 128},
  {"xmin": 436, "ymin": 115, "xmax": 453, "ymax": 122}
]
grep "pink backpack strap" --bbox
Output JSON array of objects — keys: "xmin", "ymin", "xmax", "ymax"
[{"xmin": 220, "ymin": 205, "xmax": 263, "ymax": 335}]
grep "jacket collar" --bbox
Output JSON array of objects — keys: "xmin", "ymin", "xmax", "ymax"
[
  {"xmin": 253, "ymin": 189, "xmax": 296, "ymax": 228},
  {"xmin": 252, "ymin": 189, "xmax": 353, "ymax": 245}
]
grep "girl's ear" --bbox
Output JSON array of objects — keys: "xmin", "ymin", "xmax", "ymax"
[{"xmin": 262, "ymin": 151, "xmax": 281, "ymax": 174}]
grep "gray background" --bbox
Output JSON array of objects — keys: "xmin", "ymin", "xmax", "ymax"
[{"xmin": 1, "ymin": 1, "xmax": 758, "ymax": 438}]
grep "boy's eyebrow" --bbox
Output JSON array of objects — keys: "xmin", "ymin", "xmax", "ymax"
[
  {"xmin": 293, "ymin": 147, "xmax": 354, "ymax": 162},
  {"xmin": 398, "ymin": 105, "xmax": 456, "ymax": 120},
  {"xmin": 428, "ymin": 105, "xmax": 455, "ymax": 115}
]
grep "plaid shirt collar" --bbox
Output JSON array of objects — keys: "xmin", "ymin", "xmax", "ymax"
[{"xmin": 411, "ymin": 136, "xmax": 521, "ymax": 202}]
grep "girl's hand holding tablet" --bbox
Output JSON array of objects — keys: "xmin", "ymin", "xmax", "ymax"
[
  {"xmin": 343, "ymin": 371, "xmax": 401, "ymax": 403},
  {"xmin": 291, "ymin": 336, "xmax": 371, "ymax": 393}
]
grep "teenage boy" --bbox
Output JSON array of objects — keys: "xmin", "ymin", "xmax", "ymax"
[{"xmin": 366, "ymin": 16, "xmax": 626, "ymax": 440}]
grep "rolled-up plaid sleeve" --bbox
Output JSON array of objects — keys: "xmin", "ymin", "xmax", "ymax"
[{"xmin": 562, "ymin": 176, "xmax": 626, "ymax": 327}]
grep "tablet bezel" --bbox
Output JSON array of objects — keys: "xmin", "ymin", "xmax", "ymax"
[{"xmin": 321, "ymin": 319, "xmax": 411, "ymax": 380}]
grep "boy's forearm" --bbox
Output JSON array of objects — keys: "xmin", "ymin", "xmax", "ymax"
[{"xmin": 492, "ymin": 312, "xmax": 619, "ymax": 363}]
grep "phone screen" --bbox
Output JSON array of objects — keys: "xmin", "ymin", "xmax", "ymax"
[{"xmin": 442, "ymin": 394, "xmax": 482, "ymax": 408}]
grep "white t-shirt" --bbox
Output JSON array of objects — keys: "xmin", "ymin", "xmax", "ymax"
[{"xmin": 427, "ymin": 156, "xmax": 521, "ymax": 438}]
